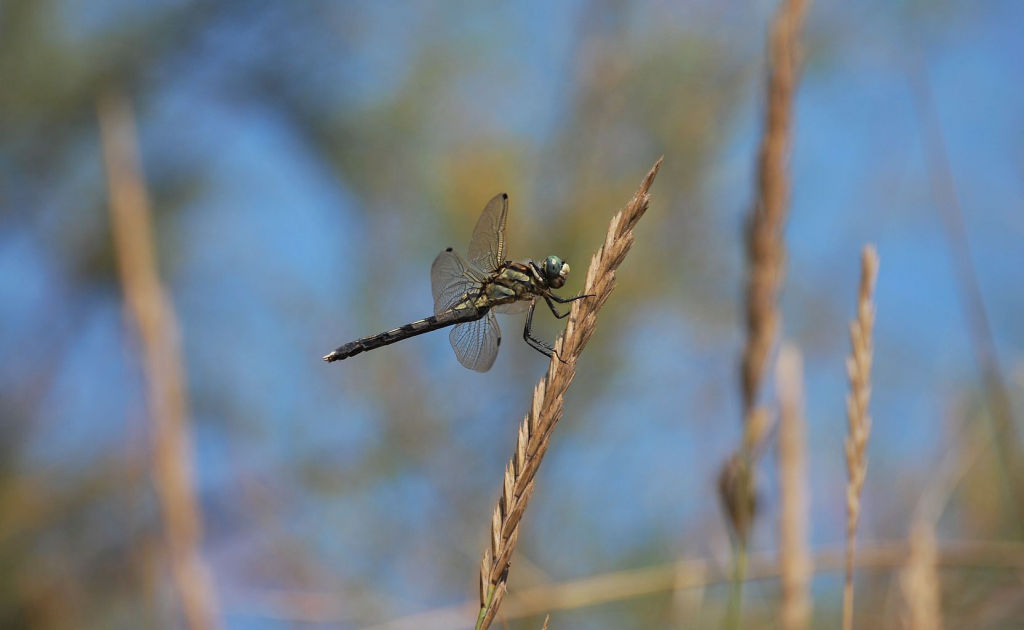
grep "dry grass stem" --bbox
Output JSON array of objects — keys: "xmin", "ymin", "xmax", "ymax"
[
  {"xmin": 474, "ymin": 158, "xmax": 663, "ymax": 630},
  {"xmin": 900, "ymin": 519, "xmax": 943, "ymax": 630},
  {"xmin": 842, "ymin": 245, "xmax": 879, "ymax": 630},
  {"xmin": 99, "ymin": 93, "xmax": 221, "ymax": 630},
  {"xmin": 356, "ymin": 539, "xmax": 1024, "ymax": 630},
  {"xmin": 720, "ymin": 0, "xmax": 811, "ymax": 550},
  {"xmin": 720, "ymin": 5, "xmax": 810, "ymax": 628},
  {"xmin": 541, "ymin": 614, "xmax": 550, "ymax": 630},
  {"xmin": 776, "ymin": 344, "xmax": 811, "ymax": 630},
  {"xmin": 911, "ymin": 72, "xmax": 1024, "ymax": 529},
  {"xmin": 740, "ymin": 0, "xmax": 809, "ymax": 418}
]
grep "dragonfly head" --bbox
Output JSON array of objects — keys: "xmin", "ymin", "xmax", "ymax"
[{"xmin": 542, "ymin": 255, "xmax": 570, "ymax": 289}]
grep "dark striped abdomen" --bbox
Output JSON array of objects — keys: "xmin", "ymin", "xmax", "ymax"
[{"xmin": 323, "ymin": 306, "xmax": 488, "ymax": 362}]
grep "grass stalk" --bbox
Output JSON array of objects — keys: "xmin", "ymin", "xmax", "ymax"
[
  {"xmin": 357, "ymin": 539, "xmax": 1023, "ymax": 630},
  {"xmin": 473, "ymin": 158, "xmax": 663, "ymax": 630},
  {"xmin": 720, "ymin": 0, "xmax": 810, "ymax": 624},
  {"xmin": 842, "ymin": 245, "xmax": 879, "ymax": 630},
  {"xmin": 910, "ymin": 71, "xmax": 1024, "ymax": 534},
  {"xmin": 777, "ymin": 344, "xmax": 811, "ymax": 630},
  {"xmin": 98, "ymin": 92, "xmax": 221, "ymax": 630},
  {"xmin": 738, "ymin": 0, "xmax": 810, "ymax": 417},
  {"xmin": 900, "ymin": 518, "xmax": 943, "ymax": 630}
]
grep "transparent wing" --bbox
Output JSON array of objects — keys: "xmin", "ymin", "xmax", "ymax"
[
  {"xmin": 449, "ymin": 311, "xmax": 501, "ymax": 372},
  {"xmin": 493, "ymin": 300, "xmax": 531, "ymax": 314},
  {"xmin": 467, "ymin": 193, "xmax": 509, "ymax": 273},
  {"xmin": 431, "ymin": 248, "xmax": 483, "ymax": 316}
]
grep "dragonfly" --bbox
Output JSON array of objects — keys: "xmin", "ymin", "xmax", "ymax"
[{"xmin": 323, "ymin": 193, "xmax": 589, "ymax": 372}]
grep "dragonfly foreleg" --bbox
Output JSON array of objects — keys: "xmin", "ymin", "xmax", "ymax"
[
  {"xmin": 543, "ymin": 291, "xmax": 594, "ymax": 319},
  {"xmin": 547, "ymin": 292, "xmax": 594, "ymax": 304},
  {"xmin": 543, "ymin": 295, "xmax": 570, "ymax": 319}
]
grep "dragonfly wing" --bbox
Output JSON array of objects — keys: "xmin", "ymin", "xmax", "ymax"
[
  {"xmin": 467, "ymin": 193, "xmax": 509, "ymax": 273},
  {"xmin": 431, "ymin": 248, "xmax": 482, "ymax": 316},
  {"xmin": 449, "ymin": 311, "xmax": 500, "ymax": 372}
]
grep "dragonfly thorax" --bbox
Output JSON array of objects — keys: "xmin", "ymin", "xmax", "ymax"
[{"xmin": 483, "ymin": 263, "xmax": 541, "ymax": 305}]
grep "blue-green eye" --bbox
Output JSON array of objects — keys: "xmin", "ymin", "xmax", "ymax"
[{"xmin": 543, "ymin": 255, "xmax": 563, "ymax": 279}]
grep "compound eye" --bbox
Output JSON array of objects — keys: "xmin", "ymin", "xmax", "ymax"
[{"xmin": 543, "ymin": 255, "xmax": 563, "ymax": 279}]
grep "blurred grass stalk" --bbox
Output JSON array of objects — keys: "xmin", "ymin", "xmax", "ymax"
[
  {"xmin": 98, "ymin": 92, "xmax": 221, "ymax": 630},
  {"xmin": 719, "ymin": 0, "xmax": 809, "ymax": 626},
  {"xmin": 911, "ymin": 71, "xmax": 1024, "ymax": 534},
  {"xmin": 356, "ymin": 539, "xmax": 1022, "ymax": 630},
  {"xmin": 776, "ymin": 345, "xmax": 811, "ymax": 630},
  {"xmin": 842, "ymin": 245, "xmax": 879, "ymax": 630},
  {"xmin": 474, "ymin": 158, "xmax": 663, "ymax": 630},
  {"xmin": 900, "ymin": 518, "xmax": 944, "ymax": 630}
]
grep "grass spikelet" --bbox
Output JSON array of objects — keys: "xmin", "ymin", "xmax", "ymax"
[
  {"xmin": 842, "ymin": 244, "xmax": 879, "ymax": 630},
  {"xmin": 474, "ymin": 158, "xmax": 663, "ymax": 630},
  {"xmin": 720, "ymin": 1, "xmax": 810, "ymax": 626}
]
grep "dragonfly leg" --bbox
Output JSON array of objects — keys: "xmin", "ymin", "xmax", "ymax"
[
  {"xmin": 548, "ymin": 292, "xmax": 595, "ymax": 304},
  {"xmin": 544, "ymin": 295, "xmax": 571, "ymax": 319},
  {"xmin": 523, "ymin": 301, "xmax": 566, "ymax": 363},
  {"xmin": 544, "ymin": 291, "xmax": 594, "ymax": 319}
]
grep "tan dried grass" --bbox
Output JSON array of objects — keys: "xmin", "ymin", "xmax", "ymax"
[
  {"xmin": 474, "ymin": 158, "xmax": 663, "ymax": 630},
  {"xmin": 842, "ymin": 245, "xmax": 879, "ymax": 630},
  {"xmin": 900, "ymin": 518, "xmax": 943, "ymax": 630},
  {"xmin": 719, "ymin": 3, "xmax": 810, "ymax": 627},
  {"xmin": 99, "ymin": 93, "xmax": 220, "ymax": 630},
  {"xmin": 739, "ymin": 0, "xmax": 809, "ymax": 419},
  {"xmin": 719, "ymin": 0, "xmax": 811, "ymax": 550},
  {"xmin": 776, "ymin": 344, "xmax": 811, "ymax": 630},
  {"xmin": 268, "ymin": 539, "xmax": 1024, "ymax": 627}
]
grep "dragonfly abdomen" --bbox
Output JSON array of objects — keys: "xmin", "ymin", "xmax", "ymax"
[{"xmin": 323, "ymin": 306, "xmax": 489, "ymax": 362}]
